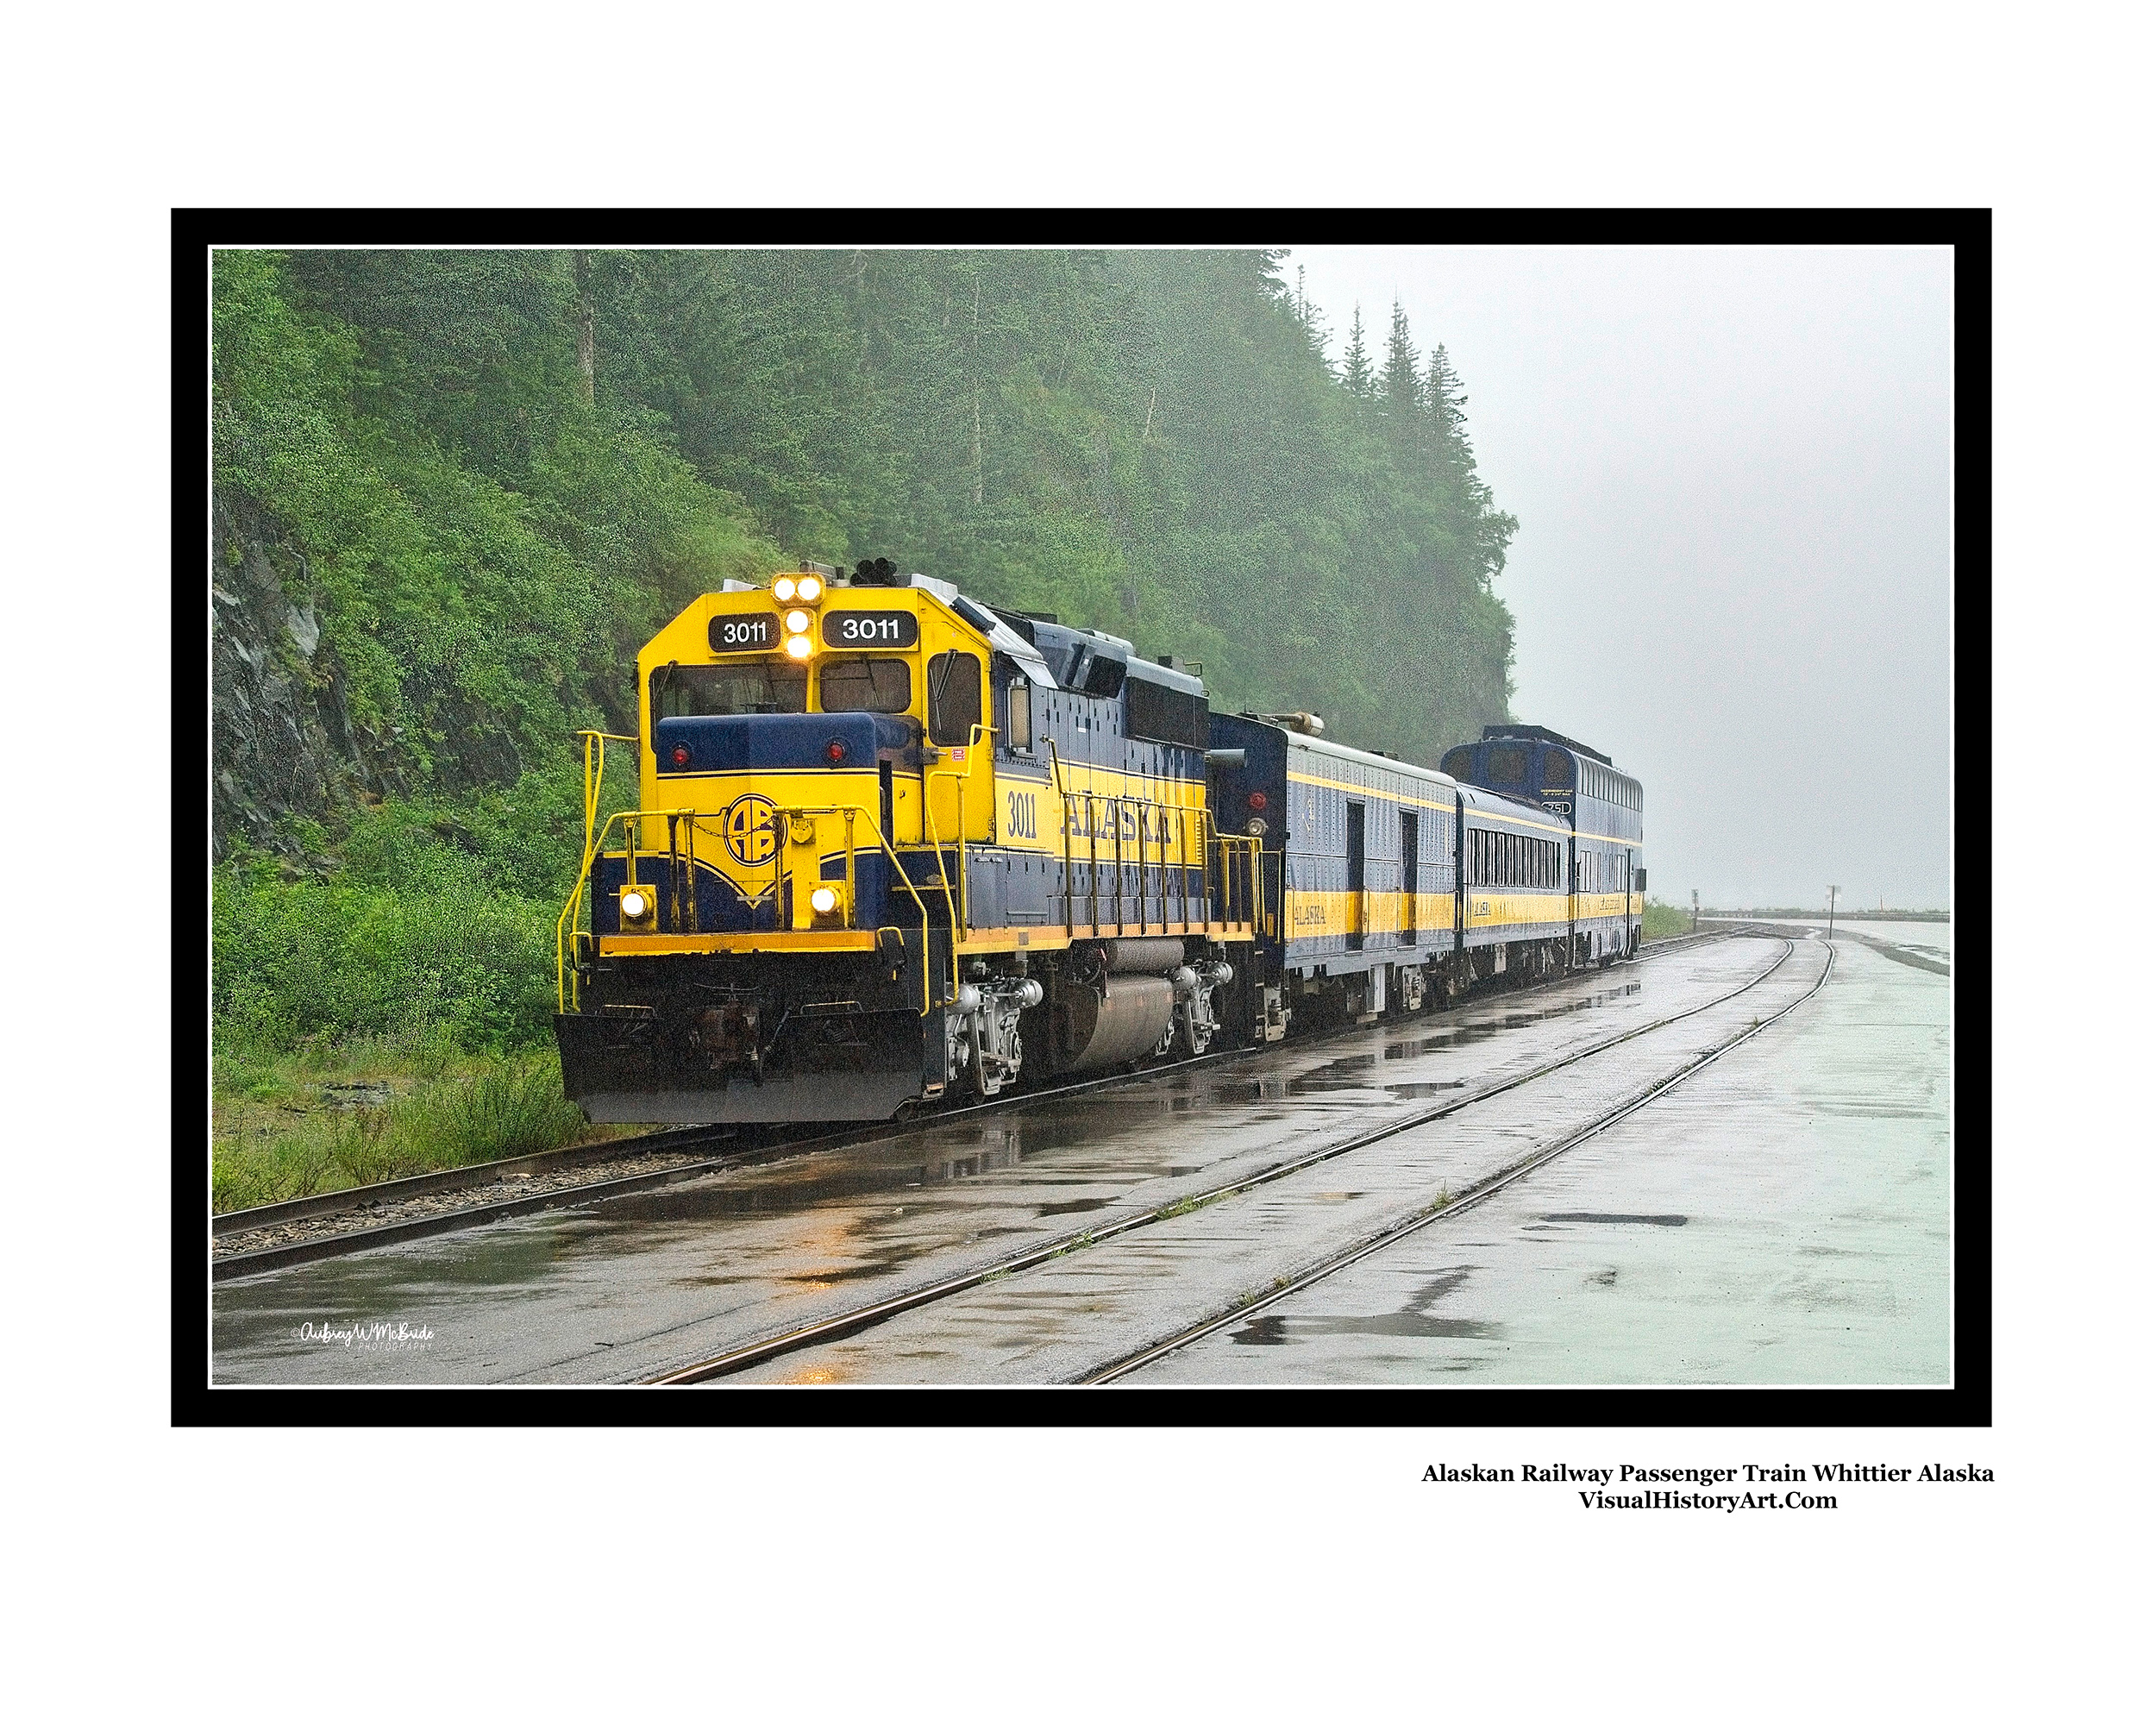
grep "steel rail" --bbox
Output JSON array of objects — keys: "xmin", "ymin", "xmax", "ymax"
[
  {"xmin": 645, "ymin": 933, "xmax": 1785, "ymax": 1385},
  {"xmin": 1082, "ymin": 936, "xmax": 1838, "ymax": 1384},
  {"xmin": 212, "ymin": 1029, "xmax": 1286, "ymax": 1283},
  {"xmin": 215, "ymin": 935, "xmax": 1742, "ymax": 1284},
  {"xmin": 211, "ymin": 1123, "xmax": 742, "ymax": 1238}
]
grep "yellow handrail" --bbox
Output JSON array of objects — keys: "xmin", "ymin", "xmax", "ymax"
[
  {"xmin": 555, "ymin": 731, "xmax": 638, "ymax": 1013},
  {"xmin": 1035, "ymin": 737, "xmax": 1269, "ymax": 940},
  {"xmin": 556, "ymin": 723, "xmax": 1269, "ymax": 1019}
]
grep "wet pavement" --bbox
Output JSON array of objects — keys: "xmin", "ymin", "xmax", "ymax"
[
  {"xmin": 212, "ymin": 937, "xmax": 1789, "ymax": 1384},
  {"xmin": 1123, "ymin": 935, "xmax": 1949, "ymax": 1384},
  {"xmin": 1708, "ymin": 916, "xmax": 1952, "ymax": 969},
  {"xmin": 722, "ymin": 938, "xmax": 1837, "ymax": 1384}
]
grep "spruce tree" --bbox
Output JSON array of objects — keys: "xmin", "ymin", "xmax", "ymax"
[
  {"xmin": 1341, "ymin": 304, "xmax": 1373, "ymax": 402},
  {"xmin": 1382, "ymin": 298, "xmax": 1421, "ymax": 434}
]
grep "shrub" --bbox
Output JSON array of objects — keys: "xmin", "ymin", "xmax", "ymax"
[{"xmin": 213, "ymin": 871, "xmax": 562, "ymax": 1054}]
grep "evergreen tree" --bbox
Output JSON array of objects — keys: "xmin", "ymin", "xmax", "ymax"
[
  {"xmin": 1340, "ymin": 304, "xmax": 1373, "ymax": 402},
  {"xmin": 215, "ymin": 248, "xmax": 1520, "ymax": 852},
  {"xmin": 1382, "ymin": 298, "xmax": 1421, "ymax": 436},
  {"xmin": 1426, "ymin": 342, "xmax": 1468, "ymax": 455}
]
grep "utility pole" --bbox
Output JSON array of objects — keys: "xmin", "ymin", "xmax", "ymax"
[
  {"xmin": 1691, "ymin": 888, "xmax": 1699, "ymax": 934},
  {"xmin": 1827, "ymin": 884, "xmax": 1839, "ymax": 940}
]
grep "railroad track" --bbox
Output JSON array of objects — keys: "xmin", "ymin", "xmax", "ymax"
[
  {"xmin": 213, "ymin": 934, "xmax": 1739, "ymax": 1283},
  {"xmin": 647, "ymin": 932, "xmax": 1808, "ymax": 1385},
  {"xmin": 1084, "ymin": 935, "xmax": 1837, "ymax": 1383},
  {"xmin": 211, "ymin": 1042, "xmax": 1257, "ymax": 1282}
]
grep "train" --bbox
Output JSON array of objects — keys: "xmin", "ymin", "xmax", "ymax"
[{"xmin": 552, "ymin": 559, "xmax": 1644, "ymax": 1124}]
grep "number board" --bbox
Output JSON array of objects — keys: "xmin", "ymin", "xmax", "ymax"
[
  {"xmin": 821, "ymin": 610, "xmax": 918, "ymax": 649},
  {"xmin": 708, "ymin": 612, "xmax": 777, "ymax": 654}
]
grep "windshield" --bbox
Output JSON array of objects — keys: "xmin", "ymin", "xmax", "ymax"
[
  {"xmin": 1485, "ymin": 743, "xmax": 1529, "ymax": 787},
  {"xmin": 818, "ymin": 656, "xmax": 912, "ymax": 714},
  {"xmin": 651, "ymin": 662, "xmax": 807, "ymax": 718}
]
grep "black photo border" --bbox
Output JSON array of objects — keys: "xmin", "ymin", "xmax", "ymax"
[{"xmin": 177, "ymin": 208, "xmax": 1986, "ymax": 1427}]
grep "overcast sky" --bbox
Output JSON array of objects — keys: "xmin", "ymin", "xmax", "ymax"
[{"xmin": 1279, "ymin": 246, "xmax": 1952, "ymax": 912}]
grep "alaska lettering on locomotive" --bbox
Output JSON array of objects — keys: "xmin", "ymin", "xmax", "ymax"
[{"xmin": 552, "ymin": 560, "xmax": 1646, "ymax": 1125}]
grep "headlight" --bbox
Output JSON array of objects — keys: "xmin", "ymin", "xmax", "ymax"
[
  {"xmin": 809, "ymin": 886, "xmax": 839, "ymax": 915},
  {"xmin": 773, "ymin": 574, "xmax": 799, "ymax": 602},
  {"xmin": 1245, "ymin": 817, "xmax": 1268, "ymax": 837},
  {"xmin": 621, "ymin": 889, "xmax": 649, "ymax": 920},
  {"xmin": 794, "ymin": 574, "xmax": 823, "ymax": 603},
  {"xmin": 784, "ymin": 609, "xmax": 812, "ymax": 635},
  {"xmin": 784, "ymin": 635, "xmax": 813, "ymax": 660}
]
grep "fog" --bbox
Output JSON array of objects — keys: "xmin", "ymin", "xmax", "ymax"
[{"xmin": 1282, "ymin": 246, "xmax": 1952, "ymax": 912}]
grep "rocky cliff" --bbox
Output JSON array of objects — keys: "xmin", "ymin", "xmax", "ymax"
[{"xmin": 211, "ymin": 491, "xmax": 406, "ymax": 869}]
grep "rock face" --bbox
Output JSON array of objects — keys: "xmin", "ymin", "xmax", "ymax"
[{"xmin": 211, "ymin": 491, "xmax": 404, "ymax": 866}]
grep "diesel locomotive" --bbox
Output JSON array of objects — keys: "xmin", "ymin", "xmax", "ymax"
[{"xmin": 552, "ymin": 559, "xmax": 1643, "ymax": 1124}]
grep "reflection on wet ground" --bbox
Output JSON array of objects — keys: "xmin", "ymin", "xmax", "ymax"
[
  {"xmin": 1228, "ymin": 1265, "xmax": 1502, "ymax": 1346},
  {"xmin": 1126, "ymin": 938, "xmax": 1949, "ymax": 1385},
  {"xmin": 213, "ymin": 939, "xmax": 1783, "ymax": 1383},
  {"xmin": 1229, "ymin": 1311, "xmax": 1504, "ymax": 1345},
  {"xmin": 718, "ymin": 944, "xmax": 1840, "ymax": 1387}
]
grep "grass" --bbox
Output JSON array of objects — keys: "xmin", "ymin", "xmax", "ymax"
[
  {"xmin": 210, "ymin": 856, "xmax": 636, "ymax": 1214},
  {"xmin": 1642, "ymin": 899, "xmax": 1696, "ymax": 942},
  {"xmin": 210, "ymin": 1039, "xmax": 617, "ymax": 1214}
]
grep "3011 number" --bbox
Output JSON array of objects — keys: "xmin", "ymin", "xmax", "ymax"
[
  {"xmin": 822, "ymin": 611, "xmax": 919, "ymax": 648},
  {"xmin": 709, "ymin": 614, "xmax": 774, "ymax": 652}
]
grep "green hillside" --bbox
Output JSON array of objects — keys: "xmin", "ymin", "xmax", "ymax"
[{"xmin": 211, "ymin": 248, "xmax": 1517, "ymax": 1076}]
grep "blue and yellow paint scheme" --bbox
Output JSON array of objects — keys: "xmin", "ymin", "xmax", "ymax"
[
  {"xmin": 553, "ymin": 566, "xmax": 1646, "ymax": 1122},
  {"xmin": 554, "ymin": 565, "xmax": 1261, "ymax": 1123},
  {"xmin": 1213, "ymin": 714, "xmax": 1645, "ymax": 1027},
  {"xmin": 1443, "ymin": 724, "xmax": 1645, "ymax": 965}
]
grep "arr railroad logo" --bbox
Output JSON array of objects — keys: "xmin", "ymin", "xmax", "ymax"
[{"xmin": 722, "ymin": 794, "xmax": 780, "ymax": 867}]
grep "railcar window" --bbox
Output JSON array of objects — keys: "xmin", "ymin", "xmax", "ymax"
[
  {"xmin": 652, "ymin": 662, "xmax": 807, "ymax": 718},
  {"xmin": 818, "ymin": 656, "xmax": 912, "ymax": 714},
  {"xmin": 1487, "ymin": 744, "xmax": 1528, "ymax": 788},
  {"xmin": 1006, "ymin": 681, "xmax": 1032, "ymax": 751},
  {"xmin": 1540, "ymin": 752, "xmax": 1574, "ymax": 794},
  {"xmin": 927, "ymin": 650, "xmax": 983, "ymax": 746},
  {"xmin": 1442, "ymin": 746, "xmax": 1476, "ymax": 780}
]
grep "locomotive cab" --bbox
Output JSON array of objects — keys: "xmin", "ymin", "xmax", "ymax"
[{"xmin": 554, "ymin": 561, "xmax": 1261, "ymax": 1124}]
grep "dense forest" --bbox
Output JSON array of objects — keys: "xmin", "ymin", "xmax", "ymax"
[{"xmin": 211, "ymin": 248, "xmax": 1517, "ymax": 1059}]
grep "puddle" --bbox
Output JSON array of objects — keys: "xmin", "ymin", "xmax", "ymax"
[
  {"xmin": 1229, "ymin": 1312, "xmax": 1505, "ymax": 1345},
  {"xmin": 1534, "ymin": 1213, "xmax": 1689, "ymax": 1226}
]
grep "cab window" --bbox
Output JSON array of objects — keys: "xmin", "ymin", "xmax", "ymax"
[
  {"xmin": 927, "ymin": 651, "xmax": 982, "ymax": 746},
  {"xmin": 1486, "ymin": 744, "xmax": 1529, "ymax": 788},
  {"xmin": 1006, "ymin": 681, "xmax": 1033, "ymax": 751},
  {"xmin": 652, "ymin": 661, "xmax": 806, "ymax": 718},
  {"xmin": 819, "ymin": 656, "xmax": 912, "ymax": 714}
]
